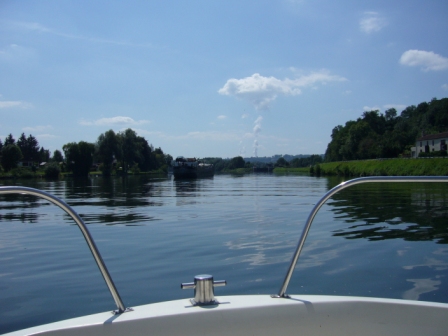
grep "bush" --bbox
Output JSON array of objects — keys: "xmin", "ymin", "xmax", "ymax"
[
  {"xmin": 9, "ymin": 167, "xmax": 34, "ymax": 178},
  {"xmin": 418, "ymin": 150, "xmax": 447, "ymax": 157},
  {"xmin": 315, "ymin": 164, "xmax": 321, "ymax": 176},
  {"xmin": 99, "ymin": 163, "xmax": 113, "ymax": 176},
  {"xmin": 44, "ymin": 163, "xmax": 61, "ymax": 179},
  {"xmin": 130, "ymin": 162, "xmax": 140, "ymax": 174}
]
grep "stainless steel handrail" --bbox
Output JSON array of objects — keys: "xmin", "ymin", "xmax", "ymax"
[
  {"xmin": 0, "ymin": 186, "xmax": 128, "ymax": 314},
  {"xmin": 276, "ymin": 176, "xmax": 448, "ymax": 298}
]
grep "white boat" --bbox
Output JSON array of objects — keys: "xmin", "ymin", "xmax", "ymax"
[{"xmin": 1, "ymin": 176, "xmax": 448, "ymax": 336}]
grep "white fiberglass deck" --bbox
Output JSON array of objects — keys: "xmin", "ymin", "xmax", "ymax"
[{"xmin": 5, "ymin": 295, "xmax": 448, "ymax": 336}]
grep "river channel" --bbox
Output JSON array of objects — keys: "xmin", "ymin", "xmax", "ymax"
[{"xmin": 1, "ymin": 173, "xmax": 447, "ymax": 333}]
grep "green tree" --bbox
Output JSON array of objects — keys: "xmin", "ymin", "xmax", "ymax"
[
  {"xmin": 135, "ymin": 137, "xmax": 152, "ymax": 171},
  {"xmin": 117, "ymin": 129, "xmax": 141, "ymax": 174},
  {"xmin": 1, "ymin": 144, "xmax": 23, "ymax": 171},
  {"xmin": 52, "ymin": 149, "xmax": 64, "ymax": 162},
  {"xmin": 4, "ymin": 133, "xmax": 15, "ymax": 146},
  {"xmin": 228, "ymin": 156, "xmax": 245, "ymax": 169},
  {"xmin": 44, "ymin": 162, "xmax": 61, "ymax": 179},
  {"xmin": 63, "ymin": 141, "xmax": 95, "ymax": 177},
  {"xmin": 17, "ymin": 133, "xmax": 40, "ymax": 163},
  {"xmin": 96, "ymin": 130, "xmax": 119, "ymax": 176},
  {"xmin": 275, "ymin": 157, "xmax": 289, "ymax": 167},
  {"xmin": 39, "ymin": 147, "xmax": 50, "ymax": 162},
  {"xmin": 165, "ymin": 154, "xmax": 173, "ymax": 166}
]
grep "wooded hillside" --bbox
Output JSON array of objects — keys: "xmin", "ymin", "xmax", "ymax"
[{"xmin": 325, "ymin": 98, "xmax": 448, "ymax": 162}]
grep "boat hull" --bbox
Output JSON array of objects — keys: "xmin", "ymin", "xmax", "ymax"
[
  {"xmin": 172, "ymin": 165, "xmax": 214, "ymax": 179},
  {"xmin": 6, "ymin": 295, "xmax": 448, "ymax": 336}
]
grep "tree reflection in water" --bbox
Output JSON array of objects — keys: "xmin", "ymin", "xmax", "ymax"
[{"xmin": 326, "ymin": 182, "xmax": 448, "ymax": 244}]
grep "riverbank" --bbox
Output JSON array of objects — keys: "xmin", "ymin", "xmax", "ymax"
[
  {"xmin": 0, "ymin": 169, "xmax": 168, "ymax": 180},
  {"xmin": 272, "ymin": 167, "xmax": 310, "ymax": 173},
  {"xmin": 314, "ymin": 158, "xmax": 448, "ymax": 176}
]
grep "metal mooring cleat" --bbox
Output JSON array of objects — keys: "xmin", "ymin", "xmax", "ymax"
[{"xmin": 181, "ymin": 274, "xmax": 226, "ymax": 306}]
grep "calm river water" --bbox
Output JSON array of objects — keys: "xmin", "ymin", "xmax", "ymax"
[{"xmin": 1, "ymin": 174, "xmax": 448, "ymax": 333}]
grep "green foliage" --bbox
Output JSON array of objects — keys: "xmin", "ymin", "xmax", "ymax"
[
  {"xmin": 17, "ymin": 133, "xmax": 40, "ymax": 162},
  {"xmin": 315, "ymin": 164, "xmax": 321, "ymax": 176},
  {"xmin": 1, "ymin": 144, "xmax": 23, "ymax": 171},
  {"xmin": 316, "ymin": 158, "xmax": 448, "ymax": 177},
  {"xmin": 228, "ymin": 156, "xmax": 245, "ymax": 169},
  {"xmin": 275, "ymin": 157, "xmax": 289, "ymax": 167},
  {"xmin": 95, "ymin": 128, "xmax": 168, "ymax": 175},
  {"xmin": 130, "ymin": 162, "xmax": 140, "ymax": 174},
  {"xmin": 4, "ymin": 134, "xmax": 15, "ymax": 146},
  {"xmin": 418, "ymin": 150, "xmax": 447, "ymax": 157},
  {"xmin": 52, "ymin": 149, "xmax": 64, "ymax": 162},
  {"xmin": 4, "ymin": 167, "xmax": 34, "ymax": 178},
  {"xmin": 96, "ymin": 130, "xmax": 119, "ymax": 176},
  {"xmin": 63, "ymin": 141, "xmax": 95, "ymax": 177},
  {"xmin": 289, "ymin": 154, "xmax": 323, "ymax": 167},
  {"xmin": 201, "ymin": 156, "xmax": 252, "ymax": 173},
  {"xmin": 44, "ymin": 162, "xmax": 61, "ymax": 179},
  {"xmin": 325, "ymin": 98, "xmax": 448, "ymax": 162}
]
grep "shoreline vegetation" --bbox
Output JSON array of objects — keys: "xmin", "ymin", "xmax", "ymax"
[
  {"xmin": 3, "ymin": 158, "xmax": 448, "ymax": 180},
  {"xmin": 310, "ymin": 158, "xmax": 448, "ymax": 177},
  {"xmin": 2, "ymin": 98, "xmax": 447, "ymax": 180}
]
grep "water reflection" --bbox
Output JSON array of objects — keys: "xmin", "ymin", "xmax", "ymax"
[
  {"xmin": 1, "ymin": 174, "xmax": 447, "ymax": 334},
  {"xmin": 327, "ymin": 183, "xmax": 448, "ymax": 244},
  {"xmin": 403, "ymin": 278, "xmax": 441, "ymax": 300}
]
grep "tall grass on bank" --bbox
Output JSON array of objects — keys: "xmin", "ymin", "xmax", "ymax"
[
  {"xmin": 273, "ymin": 167, "xmax": 310, "ymax": 173},
  {"xmin": 313, "ymin": 158, "xmax": 448, "ymax": 176}
]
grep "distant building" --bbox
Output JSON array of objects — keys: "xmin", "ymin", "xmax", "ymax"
[{"xmin": 414, "ymin": 131, "xmax": 448, "ymax": 157}]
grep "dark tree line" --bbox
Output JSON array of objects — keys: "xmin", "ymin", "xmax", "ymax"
[
  {"xmin": 203, "ymin": 155, "xmax": 323, "ymax": 171},
  {"xmin": 0, "ymin": 133, "xmax": 52, "ymax": 171},
  {"xmin": 275, "ymin": 154, "xmax": 323, "ymax": 167},
  {"xmin": 202, "ymin": 156, "xmax": 252, "ymax": 172},
  {"xmin": 325, "ymin": 97, "xmax": 448, "ymax": 162},
  {"xmin": 0, "ymin": 129, "xmax": 170, "ymax": 177},
  {"xmin": 64, "ymin": 128, "xmax": 171, "ymax": 177}
]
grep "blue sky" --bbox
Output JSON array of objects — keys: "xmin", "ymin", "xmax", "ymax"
[{"xmin": 1, "ymin": 0, "xmax": 447, "ymax": 159}]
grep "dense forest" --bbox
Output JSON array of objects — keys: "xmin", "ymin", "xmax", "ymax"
[{"xmin": 325, "ymin": 97, "xmax": 448, "ymax": 162}]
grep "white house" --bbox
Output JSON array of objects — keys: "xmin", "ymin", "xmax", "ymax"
[{"xmin": 413, "ymin": 131, "xmax": 448, "ymax": 157}]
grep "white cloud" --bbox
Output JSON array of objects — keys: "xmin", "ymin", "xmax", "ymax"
[
  {"xmin": 363, "ymin": 105, "xmax": 380, "ymax": 111},
  {"xmin": 36, "ymin": 133, "xmax": 57, "ymax": 139},
  {"xmin": 400, "ymin": 50, "xmax": 448, "ymax": 71},
  {"xmin": 0, "ymin": 100, "xmax": 32, "ymax": 109},
  {"xmin": 241, "ymin": 114, "xmax": 249, "ymax": 119},
  {"xmin": 443, "ymin": 84, "xmax": 448, "ymax": 91},
  {"xmin": 22, "ymin": 125, "xmax": 53, "ymax": 132},
  {"xmin": 383, "ymin": 104, "xmax": 407, "ymax": 112},
  {"xmin": 360, "ymin": 12, "xmax": 387, "ymax": 33},
  {"xmin": 5, "ymin": 20, "xmax": 156, "ymax": 49},
  {"xmin": 80, "ymin": 116, "xmax": 149, "ymax": 126},
  {"xmin": 218, "ymin": 71, "xmax": 346, "ymax": 110},
  {"xmin": 217, "ymin": 115, "xmax": 227, "ymax": 120}
]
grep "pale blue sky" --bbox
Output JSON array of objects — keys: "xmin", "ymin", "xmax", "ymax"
[{"xmin": 1, "ymin": 0, "xmax": 447, "ymax": 158}]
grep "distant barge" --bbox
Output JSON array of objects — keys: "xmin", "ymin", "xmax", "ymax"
[{"xmin": 171, "ymin": 156, "xmax": 214, "ymax": 179}]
